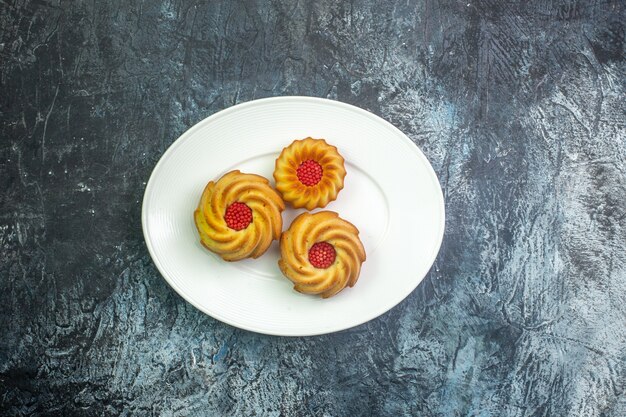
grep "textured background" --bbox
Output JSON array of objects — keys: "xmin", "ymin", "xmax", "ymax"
[{"xmin": 1, "ymin": 0, "xmax": 625, "ymax": 416}]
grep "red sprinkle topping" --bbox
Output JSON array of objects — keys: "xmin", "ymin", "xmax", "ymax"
[
  {"xmin": 296, "ymin": 160, "xmax": 323, "ymax": 186},
  {"xmin": 308, "ymin": 242, "xmax": 336, "ymax": 269},
  {"xmin": 224, "ymin": 202, "xmax": 252, "ymax": 231}
]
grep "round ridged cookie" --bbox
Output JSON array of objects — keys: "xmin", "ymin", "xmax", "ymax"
[
  {"xmin": 194, "ymin": 170, "xmax": 285, "ymax": 261},
  {"xmin": 278, "ymin": 211, "xmax": 366, "ymax": 298},
  {"xmin": 274, "ymin": 138, "xmax": 346, "ymax": 210}
]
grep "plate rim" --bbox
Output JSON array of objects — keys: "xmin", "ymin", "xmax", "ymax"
[{"xmin": 142, "ymin": 95, "xmax": 446, "ymax": 336}]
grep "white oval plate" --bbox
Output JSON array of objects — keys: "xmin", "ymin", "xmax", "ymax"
[{"xmin": 142, "ymin": 96, "xmax": 445, "ymax": 336}]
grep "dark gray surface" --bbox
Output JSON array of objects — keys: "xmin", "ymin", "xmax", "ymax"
[{"xmin": 1, "ymin": 0, "xmax": 625, "ymax": 416}]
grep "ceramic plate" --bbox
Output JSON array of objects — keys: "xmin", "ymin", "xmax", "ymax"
[{"xmin": 142, "ymin": 96, "xmax": 445, "ymax": 336}]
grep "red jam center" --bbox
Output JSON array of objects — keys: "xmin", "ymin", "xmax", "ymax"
[
  {"xmin": 308, "ymin": 242, "xmax": 336, "ymax": 269},
  {"xmin": 224, "ymin": 202, "xmax": 252, "ymax": 231},
  {"xmin": 296, "ymin": 160, "xmax": 323, "ymax": 186}
]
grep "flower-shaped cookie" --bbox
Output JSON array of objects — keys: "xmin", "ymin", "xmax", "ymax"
[
  {"xmin": 273, "ymin": 138, "xmax": 346, "ymax": 210},
  {"xmin": 278, "ymin": 211, "xmax": 366, "ymax": 298},
  {"xmin": 194, "ymin": 170, "xmax": 285, "ymax": 261}
]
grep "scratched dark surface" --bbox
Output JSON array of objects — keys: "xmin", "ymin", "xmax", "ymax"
[{"xmin": 1, "ymin": 0, "xmax": 625, "ymax": 415}]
